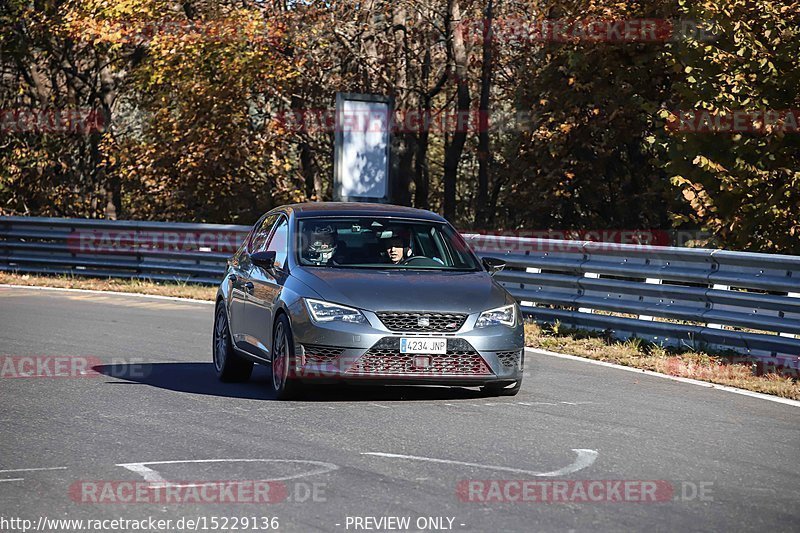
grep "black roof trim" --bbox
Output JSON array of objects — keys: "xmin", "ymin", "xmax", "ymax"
[{"xmin": 278, "ymin": 202, "xmax": 446, "ymax": 222}]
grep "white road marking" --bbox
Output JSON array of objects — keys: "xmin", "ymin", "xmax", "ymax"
[
  {"xmin": 529, "ymin": 347, "xmax": 800, "ymax": 408},
  {"xmin": 0, "ymin": 284, "xmax": 213, "ymax": 305},
  {"xmin": 117, "ymin": 463, "xmax": 164, "ymax": 484},
  {"xmin": 116, "ymin": 459, "xmax": 339, "ymax": 488},
  {"xmin": 362, "ymin": 449, "xmax": 598, "ymax": 477},
  {"xmin": 0, "ymin": 467, "xmax": 68, "ymax": 473},
  {"xmin": 369, "ymin": 403, "xmax": 390, "ymax": 409},
  {"xmin": 0, "ymin": 466, "xmax": 69, "ymax": 484}
]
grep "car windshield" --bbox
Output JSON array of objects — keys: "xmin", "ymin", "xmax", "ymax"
[{"xmin": 297, "ymin": 217, "xmax": 481, "ymax": 270}]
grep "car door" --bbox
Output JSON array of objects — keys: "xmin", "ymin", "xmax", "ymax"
[
  {"xmin": 232, "ymin": 214, "xmax": 278, "ymax": 354},
  {"xmin": 243, "ymin": 215, "xmax": 290, "ymax": 360},
  {"xmin": 227, "ymin": 243, "xmax": 249, "ymax": 348}
]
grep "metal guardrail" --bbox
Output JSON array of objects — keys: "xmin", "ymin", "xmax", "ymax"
[
  {"xmin": 1, "ymin": 216, "xmax": 799, "ymax": 365},
  {"xmin": 0, "ymin": 216, "xmax": 249, "ymax": 285},
  {"xmin": 464, "ymin": 234, "xmax": 800, "ymax": 364}
]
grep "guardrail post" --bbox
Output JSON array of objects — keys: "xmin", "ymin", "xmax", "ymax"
[
  {"xmin": 706, "ymin": 284, "xmax": 729, "ymax": 329},
  {"xmin": 134, "ymin": 221, "xmax": 144, "ymax": 280},
  {"xmin": 780, "ymin": 292, "xmax": 799, "ymax": 339},
  {"xmin": 638, "ymin": 278, "xmax": 662, "ymax": 321},
  {"xmin": 577, "ymin": 272, "xmax": 599, "ymax": 314},
  {"xmin": 520, "ymin": 266, "xmax": 541, "ymax": 308},
  {"xmin": 0, "ymin": 217, "xmax": 9, "ymax": 266}
]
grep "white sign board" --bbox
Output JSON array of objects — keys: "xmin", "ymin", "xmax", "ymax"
[{"xmin": 334, "ymin": 93, "xmax": 392, "ymax": 202}]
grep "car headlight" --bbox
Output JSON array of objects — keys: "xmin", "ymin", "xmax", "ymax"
[
  {"xmin": 304, "ymin": 298, "xmax": 366, "ymax": 324},
  {"xmin": 475, "ymin": 304, "xmax": 516, "ymax": 328}
]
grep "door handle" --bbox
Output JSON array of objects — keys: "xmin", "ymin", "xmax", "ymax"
[{"xmin": 244, "ymin": 281, "xmax": 255, "ymax": 293}]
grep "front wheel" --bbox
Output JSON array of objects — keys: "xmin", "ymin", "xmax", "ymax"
[
  {"xmin": 213, "ymin": 302, "xmax": 253, "ymax": 382},
  {"xmin": 270, "ymin": 314, "xmax": 302, "ymax": 400},
  {"xmin": 481, "ymin": 379, "xmax": 522, "ymax": 397}
]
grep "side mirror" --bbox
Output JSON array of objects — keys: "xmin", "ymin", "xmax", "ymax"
[
  {"xmin": 482, "ymin": 256, "xmax": 506, "ymax": 275},
  {"xmin": 250, "ymin": 250, "xmax": 277, "ymax": 270}
]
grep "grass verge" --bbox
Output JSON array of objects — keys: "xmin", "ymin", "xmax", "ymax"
[
  {"xmin": 526, "ymin": 321, "xmax": 799, "ymax": 400},
  {"xmin": 0, "ymin": 272, "xmax": 216, "ymax": 301}
]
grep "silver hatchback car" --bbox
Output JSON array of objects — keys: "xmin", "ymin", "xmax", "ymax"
[{"xmin": 213, "ymin": 203, "xmax": 524, "ymax": 399}]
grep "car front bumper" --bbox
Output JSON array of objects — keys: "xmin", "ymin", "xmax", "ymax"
[{"xmin": 287, "ymin": 302, "xmax": 525, "ymax": 384}]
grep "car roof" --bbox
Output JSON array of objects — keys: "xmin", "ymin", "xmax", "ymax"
[{"xmin": 278, "ymin": 202, "xmax": 447, "ymax": 222}]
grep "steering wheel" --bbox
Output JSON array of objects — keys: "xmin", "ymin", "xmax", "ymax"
[{"xmin": 400, "ymin": 256, "xmax": 440, "ymax": 267}]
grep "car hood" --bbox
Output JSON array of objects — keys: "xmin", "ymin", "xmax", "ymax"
[{"xmin": 292, "ymin": 267, "xmax": 509, "ymax": 314}]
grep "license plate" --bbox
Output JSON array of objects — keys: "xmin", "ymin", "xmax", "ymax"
[{"xmin": 400, "ymin": 337, "xmax": 447, "ymax": 354}]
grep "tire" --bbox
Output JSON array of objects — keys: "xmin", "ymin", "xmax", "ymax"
[
  {"xmin": 481, "ymin": 379, "xmax": 522, "ymax": 397},
  {"xmin": 213, "ymin": 301, "xmax": 253, "ymax": 382},
  {"xmin": 269, "ymin": 313, "xmax": 302, "ymax": 400}
]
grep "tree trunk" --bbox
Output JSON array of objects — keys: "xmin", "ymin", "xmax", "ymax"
[
  {"xmin": 475, "ymin": 0, "xmax": 493, "ymax": 229},
  {"xmin": 442, "ymin": 0, "xmax": 470, "ymax": 222},
  {"xmin": 291, "ymin": 96, "xmax": 319, "ymax": 201},
  {"xmin": 98, "ymin": 56, "xmax": 121, "ymax": 219},
  {"xmin": 414, "ymin": 39, "xmax": 433, "ymax": 209},
  {"xmin": 392, "ymin": 2, "xmax": 414, "ymax": 206},
  {"xmin": 414, "ymin": 100, "xmax": 431, "ymax": 209}
]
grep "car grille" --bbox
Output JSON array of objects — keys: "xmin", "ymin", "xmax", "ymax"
[
  {"xmin": 496, "ymin": 350, "xmax": 523, "ymax": 369},
  {"xmin": 376, "ymin": 312, "xmax": 467, "ymax": 332},
  {"xmin": 348, "ymin": 338, "xmax": 492, "ymax": 376},
  {"xmin": 302, "ymin": 344, "xmax": 345, "ymax": 364}
]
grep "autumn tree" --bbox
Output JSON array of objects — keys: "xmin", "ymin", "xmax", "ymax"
[
  {"xmin": 0, "ymin": 0, "xmax": 128, "ymax": 218},
  {"xmin": 486, "ymin": 0, "xmax": 677, "ymax": 231},
  {"xmin": 664, "ymin": 0, "xmax": 800, "ymax": 253}
]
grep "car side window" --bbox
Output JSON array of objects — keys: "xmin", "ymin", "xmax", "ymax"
[
  {"xmin": 234, "ymin": 227, "xmax": 253, "ymax": 260},
  {"xmin": 262, "ymin": 216, "xmax": 289, "ymax": 270},
  {"xmin": 249, "ymin": 214, "xmax": 279, "ymax": 254}
]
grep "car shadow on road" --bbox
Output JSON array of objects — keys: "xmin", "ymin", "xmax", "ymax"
[
  {"xmin": 93, "ymin": 362, "xmax": 274, "ymax": 400},
  {"xmin": 92, "ymin": 362, "xmax": 489, "ymax": 402}
]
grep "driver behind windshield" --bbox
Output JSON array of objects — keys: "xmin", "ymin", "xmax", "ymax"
[
  {"xmin": 303, "ymin": 225, "xmax": 338, "ymax": 265},
  {"xmin": 382, "ymin": 232, "xmax": 411, "ymax": 264}
]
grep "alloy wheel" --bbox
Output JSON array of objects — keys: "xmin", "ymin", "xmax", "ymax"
[
  {"xmin": 214, "ymin": 305, "xmax": 228, "ymax": 372},
  {"xmin": 272, "ymin": 322, "xmax": 288, "ymax": 391}
]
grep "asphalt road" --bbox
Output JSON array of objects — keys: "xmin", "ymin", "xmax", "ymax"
[{"xmin": 1, "ymin": 286, "xmax": 798, "ymax": 533}]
